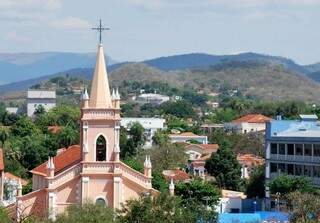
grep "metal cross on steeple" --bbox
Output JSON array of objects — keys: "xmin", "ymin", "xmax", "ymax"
[{"xmin": 92, "ymin": 19, "xmax": 110, "ymax": 44}]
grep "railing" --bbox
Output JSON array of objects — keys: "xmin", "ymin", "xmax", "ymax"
[
  {"xmin": 82, "ymin": 162, "xmax": 114, "ymax": 174},
  {"xmin": 49, "ymin": 164, "xmax": 81, "ymax": 188},
  {"xmin": 120, "ymin": 163, "xmax": 152, "ymax": 188},
  {"xmin": 269, "ymin": 154, "xmax": 320, "ymax": 163}
]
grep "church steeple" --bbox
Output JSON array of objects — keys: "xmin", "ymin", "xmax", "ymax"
[{"xmin": 89, "ymin": 44, "xmax": 112, "ymax": 108}]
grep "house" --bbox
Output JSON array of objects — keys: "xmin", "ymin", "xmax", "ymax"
[
  {"xmin": 134, "ymin": 93, "xmax": 169, "ymax": 105},
  {"xmin": 169, "ymin": 132, "xmax": 208, "ymax": 144},
  {"xmin": 15, "ymin": 42, "xmax": 157, "ymax": 221},
  {"xmin": 201, "ymin": 123, "xmax": 224, "ymax": 134},
  {"xmin": 216, "ymin": 190, "xmax": 247, "ymax": 214},
  {"xmin": 5, "ymin": 107, "xmax": 19, "ymax": 115},
  {"xmin": 162, "ymin": 169, "xmax": 190, "ymax": 182},
  {"xmin": 120, "ymin": 118, "xmax": 165, "ymax": 148},
  {"xmin": 224, "ymin": 114, "xmax": 272, "ymax": 134},
  {"xmin": 265, "ymin": 114, "xmax": 320, "ymax": 197},
  {"xmin": 27, "ymin": 90, "xmax": 56, "ymax": 117},
  {"xmin": 183, "ymin": 143, "xmax": 219, "ymax": 178},
  {"xmin": 237, "ymin": 154, "xmax": 265, "ymax": 179}
]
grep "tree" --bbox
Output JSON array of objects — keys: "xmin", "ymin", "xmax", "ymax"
[
  {"xmin": 175, "ymin": 179, "xmax": 220, "ymax": 207},
  {"xmin": 0, "ymin": 207, "xmax": 12, "ymax": 223},
  {"xmin": 55, "ymin": 202, "xmax": 115, "ymax": 223},
  {"xmin": 11, "ymin": 116, "xmax": 40, "ymax": 138},
  {"xmin": 160, "ymin": 100, "xmax": 196, "ymax": 118},
  {"xmin": 117, "ymin": 193, "xmax": 199, "ymax": 223},
  {"xmin": 34, "ymin": 105, "xmax": 46, "ymax": 116},
  {"xmin": 129, "ymin": 122, "xmax": 144, "ymax": 148},
  {"xmin": 286, "ymin": 191, "xmax": 320, "ymax": 223},
  {"xmin": 0, "ymin": 126, "xmax": 9, "ymax": 146},
  {"xmin": 120, "ymin": 123, "xmax": 145, "ymax": 159},
  {"xmin": 149, "ymin": 143, "xmax": 188, "ymax": 172},
  {"xmin": 269, "ymin": 175, "xmax": 316, "ymax": 195},
  {"xmin": 57, "ymin": 125, "xmax": 79, "ymax": 148},
  {"xmin": 205, "ymin": 141, "xmax": 242, "ymax": 190},
  {"xmin": 152, "ymin": 130, "xmax": 169, "ymax": 146},
  {"xmin": 246, "ymin": 166, "xmax": 265, "ymax": 198}
]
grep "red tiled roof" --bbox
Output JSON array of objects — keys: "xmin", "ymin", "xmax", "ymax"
[
  {"xmin": 162, "ymin": 169, "xmax": 190, "ymax": 182},
  {"xmin": 201, "ymin": 144, "xmax": 219, "ymax": 150},
  {"xmin": 191, "ymin": 161, "xmax": 205, "ymax": 167},
  {"xmin": 237, "ymin": 154, "xmax": 265, "ymax": 167},
  {"xmin": 4, "ymin": 172, "xmax": 28, "ymax": 186},
  {"xmin": 31, "ymin": 145, "xmax": 81, "ymax": 176},
  {"xmin": 0, "ymin": 149, "xmax": 4, "ymax": 171},
  {"xmin": 48, "ymin": 126, "xmax": 63, "ymax": 134},
  {"xmin": 170, "ymin": 132, "xmax": 202, "ymax": 137},
  {"xmin": 232, "ymin": 114, "xmax": 272, "ymax": 124}
]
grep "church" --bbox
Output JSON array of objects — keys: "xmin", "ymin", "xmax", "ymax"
[{"xmin": 15, "ymin": 37, "xmax": 158, "ymax": 220}]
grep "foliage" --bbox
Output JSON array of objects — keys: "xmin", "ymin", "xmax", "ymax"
[
  {"xmin": 160, "ymin": 100, "xmax": 196, "ymax": 118},
  {"xmin": 152, "ymin": 130, "xmax": 169, "ymax": 146},
  {"xmin": 246, "ymin": 166, "xmax": 265, "ymax": 198},
  {"xmin": 151, "ymin": 170, "xmax": 167, "ymax": 192},
  {"xmin": 269, "ymin": 175, "xmax": 316, "ymax": 195},
  {"xmin": 117, "ymin": 193, "xmax": 205, "ymax": 223},
  {"xmin": 286, "ymin": 191, "xmax": 320, "ymax": 223},
  {"xmin": 175, "ymin": 179, "xmax": 220, "ymax": 206},
  {"xmin": 149, "ymin": 143, "xmax": 188, "ymax": 172},
  {"xmin": 0, "ymin": 207, "xmax": 12, "ymax": 223},
  {"xmin": 56, "ymin": 125, "xmax": 79, "ymax": 148},
  {"xmin": 123, "ymin": 157, "xmax": 144, "ymax": 173},
  {"xmin": 120, "ymin": 123, "xmax": 145, "ymax": 159},
  {"xmin": 11, "ymin": 116, "xmax": 40, "ymax": 138},
  {"xmin": 205, "ymin": 141, "xmax": 242, "ymax": 190},
  {"xmin": 54, "ymin": 202, "xmax": 115, "ymax": 223},
  {"xmin": 23, "ymin": 180, "xmax": 33, "ymax": 195}
]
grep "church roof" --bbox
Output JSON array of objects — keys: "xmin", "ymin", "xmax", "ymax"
[
  {"xmin": 0, "ymin": 149, "xmax": 4, "ymax": 171},
  {"xmin": 31, "ymin": 145, "xmax": 81, "ymax": 176},
  {"xmin": 89, "ymin": 44, "xmax": 112, "ymax": 108}
]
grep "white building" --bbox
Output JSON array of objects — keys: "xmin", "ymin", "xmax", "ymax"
[
  {"xmin": 224, "ymin": 114, "xmax": 272, "ymax": 134},
  {"xmin": 27, "ymin": 90, "xmax": 56, "ymax": 117},
  {"xmin": 121, "ymin": 118, "xmax": 166, "ymax": 147},
  {"xmin": 215, "ymin": 190, "xmax": 247, "ymax": 214},
  {"xmin": 135, "ymin": 93, "xmax": 169, "ymax": 105},
  {"xmin": 169, "ymin": 132, "xmax": 208, "ymax": 144},
  {"xmin": 5, "ymin": 107, "xmax": 19, "ymax": 114}
]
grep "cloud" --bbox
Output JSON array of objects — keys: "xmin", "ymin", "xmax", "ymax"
[
  {"xmin": 50, "ymin": 17, "xmax": 91, "ymax": 30},
  {"xmin": 0, "ymin": 0, "xmax": 61, "ymax": 11}
]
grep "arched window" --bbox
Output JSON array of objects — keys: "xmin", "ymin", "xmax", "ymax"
[
  {"xmin": 95, "ymin": 198, "xmax": 106, "ymax": 206},
  {"xmin": 96, "ymin": 135, "xmax": 106, "ymax": 161}
]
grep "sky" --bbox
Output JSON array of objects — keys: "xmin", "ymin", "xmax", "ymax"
[{"xmin": 0, "ymin": 0, "xmax": 319, "ymax": 65}]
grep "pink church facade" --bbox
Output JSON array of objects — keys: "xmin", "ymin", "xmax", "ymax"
[{"xmin": 15, "ymin": 44, "xmax": 157, "ymax": 220}]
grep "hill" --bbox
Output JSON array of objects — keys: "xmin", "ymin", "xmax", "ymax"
[
  {"xmin": 143, "ymin": 52, "xmax": 310, "ymax": 74},
  {"xmin": 2, "ymin": 61, "xmax": 320, "ymax": 103},
  {"xmin": 304, "ymin": 63, "xmax": 320, "ymax": 73},
  {"xmin": 306, "ymin": 71, "xmax": 320, "ymax": 83},
  {"xmin": 0, "ymin": 52, "xmax": 116, "ymax": 84}
]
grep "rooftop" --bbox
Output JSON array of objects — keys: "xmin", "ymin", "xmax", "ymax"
[
  {"xmin": 31, "ymin": 145, "xmax": 81, "ymax": 176},
  {"xmin": 267, "ymin": 115, "xmax": 320, "ymax": 138},
  {"xmin": 27, "ymin": 90, "xmax": 56, "ymax": 99},
  {"xmin": 4, "ymin": 172, "xmax": 28, "ymax": 186},
  {"xmin": 232, "ymin": 114, "xmax": 272, "ymax": 124},
  {"xmin": 169, "ymin": 132, "xmax": 206, "ymax": 138},
  {"xmin": 162, "ymin": 169, "xmax": 190, "ymax": 182},
  {"xmin": 237, "ymin": 154, "xmax": 265, "ymax": 167}
]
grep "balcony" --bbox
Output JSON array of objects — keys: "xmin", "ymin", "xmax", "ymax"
[{"xmin": 269, "ymin": 154, "xmax": 320, "ymax": 163}]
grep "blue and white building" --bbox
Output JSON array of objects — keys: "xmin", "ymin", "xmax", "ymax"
[{"xmin": 265, "ymin": 114, "xmax": 320, "ymax": 187}]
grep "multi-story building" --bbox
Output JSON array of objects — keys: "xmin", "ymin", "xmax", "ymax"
[
  {"xmin": 120, "ymin": 118, "xmax": 165, "ymax": 147},
  {"xmin": 169, "ymin": 132, "xmax": 208, "ymax": 144},
  {"xmin": 27, "ymin": 90, "xmax": 56, "ymax": 117},
  {"xmin": 265, "ymin": 115, "xmax": 320, "ymax": 187}
]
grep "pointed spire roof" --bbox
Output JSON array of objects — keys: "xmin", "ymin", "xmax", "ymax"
[{"xmin": 89, "ymin": 44, "xmax": 112, "ymax": 108}]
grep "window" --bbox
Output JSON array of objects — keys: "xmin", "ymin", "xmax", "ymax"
[
  {"xmin": 295, "ymin": 144, "xmax": 303, "ymax": 156},
  {"xmin": 314, "ymin": 145, "xmax": 320, "ymax": 157},
  {"xmin": 304, "ymin": 144, "xmax": 312, "ymax": 156},
  {"xmin": 304, "ymin": 165, "xmax": 313, "ymax": 177},
  {"xmin": 287, "ymin": 144, "xmax": 294, "ymax": 155},
  {"xmin": 279, "ymin": 144, "xmax": 286, "ymax": 155},
  {"xmin": 96, "ymin": 198, "xmax": 106, "ymax": 206},
  {"xmin": 270, "ymin": 163, "xmax": 277, "ymax": 173},
  {"xmin": 287, "ymin": 164, "xmax": 294, "ymax": 175},
  {"xmin": 96, "ymin": 135, "xmax": 107, "ymax": 161},
  {"xmin": 295, "ymin": 165, "xmax": 303, "ymax": 176},
  {"xmin": 314, "ymin": 166, "xmax": 320, "ymax": 178},
  {"xmin": 271, "ymin": 143, "xmax": 278, "ymax": 154},
  {"xmin": 278, "ymin": 163, "xmax": 286, "ymax": 173}
]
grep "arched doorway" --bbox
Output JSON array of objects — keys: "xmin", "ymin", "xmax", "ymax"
[
  {"xmin": 95, "ymin": 197, "xmax": 107, "ymax": 207},
  {"xmin": 96, "ymin": 135, "xmax": 106, "ymax": 161}
]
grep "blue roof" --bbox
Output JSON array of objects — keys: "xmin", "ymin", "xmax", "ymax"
[{"xmin": 218, "ymin": 212, "xmax": 289, "ymax": 223}]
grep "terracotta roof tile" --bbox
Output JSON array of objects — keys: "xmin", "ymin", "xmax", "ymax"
[
  {"xmin": 237, "ymin": 154, "xmax": 265, "ymax": 167},
  {"xmin": 170, "ymin": 132, "xmax": 201, "ymax": 137},
  {"xmin": 201, "ymin": 144, "xmax": 219, "ymax": 150},
  {"xmin": 31, "ymin": 145, "xmax": 81, "ymax": 176},
  {"xmin": 162, "ymin": 169, "xmax": 190, "ymax": 182},
  {"xmin": 232, "ymin": 114, "xmax": 272, "ymax": 124},
  {"xmin": 0, "ymin": 149, "xmax": 4, "ymax": 171}
]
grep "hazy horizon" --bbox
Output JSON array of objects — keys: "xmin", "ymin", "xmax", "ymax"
[{"xmin": 1, "ymin": 0, "xmax": 320, "ymax": 64}]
